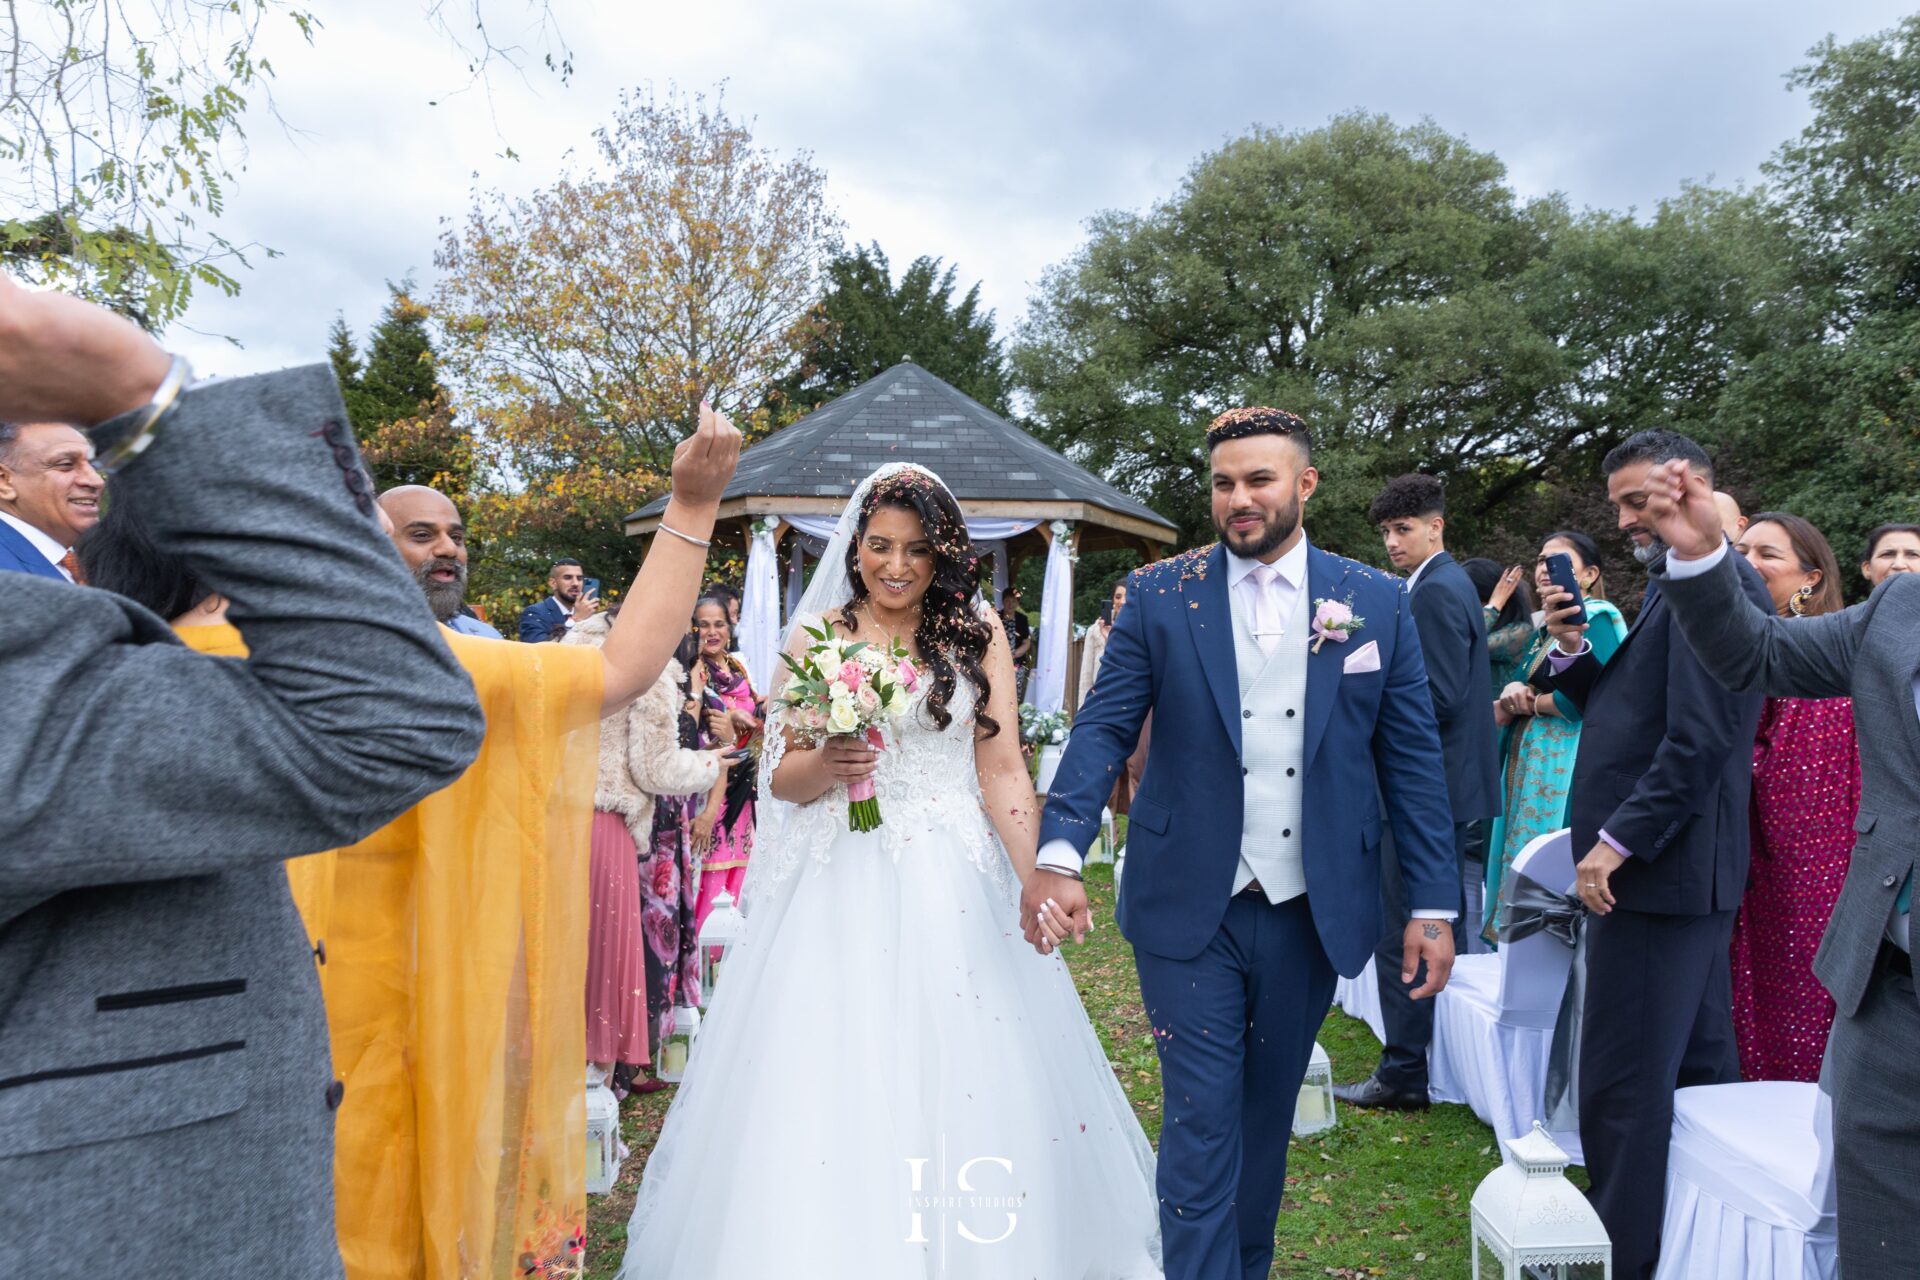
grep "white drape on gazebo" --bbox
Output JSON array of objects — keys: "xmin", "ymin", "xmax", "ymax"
[
  {"xmin": 1030, "ymin": 522, "xmax": 1075, "ymax": 715},
  {"xmin": 738, "ymin": 514, "xmax": 1052, "ymax": 696}
]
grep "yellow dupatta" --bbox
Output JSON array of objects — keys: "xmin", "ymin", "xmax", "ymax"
[{"xmin": 174, "ymin": 624, "xmax": 602, "ymax": 1280}]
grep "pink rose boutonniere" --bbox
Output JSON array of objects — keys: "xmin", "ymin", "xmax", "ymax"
[{"xmin": 1310, "ymin": 597, "xmax": 1365, "ymax": 654}]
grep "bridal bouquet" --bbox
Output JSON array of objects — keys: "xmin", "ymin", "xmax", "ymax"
[{"xmin": 776, "ymin": 622, "xmax": 920, "ymax": 832}]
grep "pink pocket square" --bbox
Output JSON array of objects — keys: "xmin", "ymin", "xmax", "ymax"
[{"xmin": 1342, "ymin": 641, "xmax": 1381, "ymax": 674}]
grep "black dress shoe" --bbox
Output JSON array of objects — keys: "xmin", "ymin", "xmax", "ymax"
[{"xmin": 1331, "ymin": 1074, "xmax": 1430, "ymax": 1111}]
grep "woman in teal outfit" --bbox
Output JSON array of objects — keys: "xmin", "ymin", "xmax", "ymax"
[
  {"xmin": 1466, "ymin": 557, "xmax": 1538, "ymax": 689},
  {"xmin": 1481, "ymin": 530, "xmax": 1628, "ymax": 943}
]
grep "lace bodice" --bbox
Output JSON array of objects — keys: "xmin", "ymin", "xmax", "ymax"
[{"xmin": 753, "ymin": 673, "xmax": 1019, "ymax": 898}]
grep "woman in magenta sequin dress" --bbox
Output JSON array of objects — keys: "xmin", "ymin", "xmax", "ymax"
[
  {"xmin": 1730, "ymin": 514, "xmax": 1862, "ymax": 1081},
  {"xmin": 688, "ymin": 596, "xmax": 761, "ymax": 934}
]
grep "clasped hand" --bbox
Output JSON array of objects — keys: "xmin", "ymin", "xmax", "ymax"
[{"xmin": 1020, "ymin": 870, "xmax": 1093, "ymax": 958}]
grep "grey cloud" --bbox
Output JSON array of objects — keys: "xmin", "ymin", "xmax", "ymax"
[{"xmin": 168, "ymin": 0, "xmax": 1916, "ymax": 376}]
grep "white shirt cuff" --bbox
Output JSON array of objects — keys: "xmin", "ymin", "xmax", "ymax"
[
  {"xmin": 1036, "ymin": 839, "xmax": 1084, "ymax": 876},
  {"xmin": 1410, "ymin": 909, "xmax": 1458, "ymax": 921},
  {"xmin": 1662, "ymin": 539, "xmax": 1728, "ymax": 579}
]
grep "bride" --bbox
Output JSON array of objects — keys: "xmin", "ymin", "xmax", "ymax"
[{"xmin": 621, "ymin": 462, "xmax": 1162, "ymax": 1278}]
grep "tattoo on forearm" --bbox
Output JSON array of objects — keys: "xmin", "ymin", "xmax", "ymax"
[{"xmin": 1422, "ymin": 922, "xmax": 1443, "ymax": 940}]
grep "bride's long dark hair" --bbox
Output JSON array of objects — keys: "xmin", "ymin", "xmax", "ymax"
[{"xmin": 837, "ymin": 471, "xmax": 1000, "ymax": 739}]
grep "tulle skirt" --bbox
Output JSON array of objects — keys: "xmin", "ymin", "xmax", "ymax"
[{"xmin": 621, "ymin": 818, "xmax": 1162, "ymax": 1278}]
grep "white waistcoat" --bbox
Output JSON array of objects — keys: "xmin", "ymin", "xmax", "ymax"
[{"xmin": 1230, "ymin": 579, "xmax": 1311, "ymax": 903}]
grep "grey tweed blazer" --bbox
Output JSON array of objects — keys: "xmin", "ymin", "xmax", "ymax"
[
  {"xmin": 1656, "ymin": 554, "xmax": 1920, "ymax": 1016},
  {"xmin": 0, "ymin": 366, "xmax": 484, "ymax": 1276}
]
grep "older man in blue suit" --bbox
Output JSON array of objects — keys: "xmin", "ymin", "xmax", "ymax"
[
  {"xmin": 1025, "ymin": 408, "xmax": 1460, "ymax": 1280},
  {"xmin": 0, "ymin": 419, "xmax": 103, "ymax": 581}
]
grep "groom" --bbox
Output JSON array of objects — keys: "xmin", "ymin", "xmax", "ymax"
[{"xmin": 1024, "ymin": 407, "xmax": 1460, "ymax": 1280}]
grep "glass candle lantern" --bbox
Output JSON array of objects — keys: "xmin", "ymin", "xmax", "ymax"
[
  {"xmin": 1292, "ymin": 1041, "xmax": 1337, "ymax": 1136},
  {"xmin": 585, "ymin": 1067, "xmax": 620, "ymax": 1195},
  {"xmin": 657, "ymin": 1003, "xmax": 702, "ymax": 1083},
  {"xmin": 1470, "ymin": 1124, "xmax": 1611, "ymax": 1280},
  {"xmin": 698, "ymin": 889, "xmax": 746, "ymax": 1008}
]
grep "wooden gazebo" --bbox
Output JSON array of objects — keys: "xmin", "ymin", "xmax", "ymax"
[
  {"xmin": 626, "ymin": 362, "xmax": 1178, "ymax": 708},
  {"xmin": 626, "ymin": 361, "xmax": 1176, "ymax": 561}
]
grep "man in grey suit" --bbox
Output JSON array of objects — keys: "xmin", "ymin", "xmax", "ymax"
[
  {"xmin": 1639, "ymin": 458, "xmax": 1919, "ymax": 1280},
  {"xmin": 0, "ymin": 284, "xmax": 488, "ymax": 1277}
]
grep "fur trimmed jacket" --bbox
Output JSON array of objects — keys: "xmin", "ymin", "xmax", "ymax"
[{"xmin": 564, "ymin": 615, "xmax": 720, "ymax": 846}]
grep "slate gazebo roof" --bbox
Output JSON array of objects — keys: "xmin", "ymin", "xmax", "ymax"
[{"xmin": 625, "ymin": 362, "xmax": 1178, "ymax": 555}]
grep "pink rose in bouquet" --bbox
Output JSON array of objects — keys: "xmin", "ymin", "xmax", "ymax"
[{"xmin": 776, "ymin": 622, "xmax": 917, "ymax": 832}]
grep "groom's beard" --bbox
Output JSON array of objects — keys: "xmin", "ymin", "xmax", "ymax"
[
  {"xmin": 1214, "ymin": 498, "xmax": 1302, "ymax": 560},
  {"xmin": 1631, "ymin": 533, "xmax": 1669, "ymax": 566}
]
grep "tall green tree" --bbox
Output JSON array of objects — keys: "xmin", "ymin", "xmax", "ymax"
[
  {"xmin": 777, "ymin": 243, "xmax": 1013, "ymax": 414},
  {"xmin": 327, "ymin": 315, "xmax": 363, "ymax": 394},
  {"xmin": 2, "ymin": 1, "xmax": 568, "ymax": 328},
  {"xmin": 1713, "ymin": 17, "xmax": 1920, "ymax": 582},
  {"xmin": 334, "ymin": 284, "xmax": 475, "ymax": 501},
  {"xmin": 1014, "ymin": 114, "xmax": 1563, "ymax": 556}
]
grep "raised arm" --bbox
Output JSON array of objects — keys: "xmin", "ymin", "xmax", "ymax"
[
  {"xmin": 594, "ymin": 403, "xmax": 742, "ymax": 717},
  {"xmin": 0, "ymin": 284, "xmax": 484, "ymax": 908},
  {"xmin": 1643, "ymin": 460, "xmax": 1862, "ymax": 699}
]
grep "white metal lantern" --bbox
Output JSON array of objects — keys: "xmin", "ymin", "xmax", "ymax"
[
  {"xmin": 657, "ymin": 1003, "xmax": 701, "ymax": 1083},
  {"xmin": 584, "ymin": 1067, "xmax": 620, "ymax": 1195},
  {"xmin": 1470, "ymin": 1124, "xmax": 1611, "ymax": 1280},
  {"xmin": 1292, "ymin": 1041, "xmax": 1337, "ymax": 1136},
  {"xmin": 698, "ymin": 889, "xmax": 746, "ymax": 1008}
]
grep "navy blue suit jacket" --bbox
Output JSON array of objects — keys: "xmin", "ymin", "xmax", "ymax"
[
  {"xmin": 1540, "ymin": 553, "xmax": 1772, "ymax": 916},
  {"xmin": 0, "ymin": 519, "xmax": 67, "ymax": 582},
  {"xmin": 1040, "ymin": 541, "xmax": 1459, "ymax": 970},
  {"xmin": 517, "ymin": 597, "xmax": 566, "ymax": 643},
  {"xmin": 1408, "ymin": 551, "xmax": 1500, "ymax": 824}
]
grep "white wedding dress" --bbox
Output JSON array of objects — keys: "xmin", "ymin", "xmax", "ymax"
[{"xmin": 620, "ymin": 667, "xmax": 1163, "ymax": 1278}]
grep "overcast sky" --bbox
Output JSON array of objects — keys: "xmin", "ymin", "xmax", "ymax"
[{"xmin": 166, "ymin": 0, "xmax": 1918, "ymax": 379}]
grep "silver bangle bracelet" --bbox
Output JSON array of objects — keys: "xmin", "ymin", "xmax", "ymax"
[
  {"xmin": 658, "ymin": 522, "xmax": 712, "ymax": 550},
  {"xmin": 93, "ymin": 354, "xmax": 192, "ymax": 476}
]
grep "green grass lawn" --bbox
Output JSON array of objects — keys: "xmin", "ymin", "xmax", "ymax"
[{"xmin": 585, "ymin": 860, "xmax": 1508, "ymax": 1279}]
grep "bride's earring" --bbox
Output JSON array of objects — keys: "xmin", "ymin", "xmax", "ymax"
[{"xmin": 1789, "ymin": 583, "xmax": 1813, "ymax": 617}]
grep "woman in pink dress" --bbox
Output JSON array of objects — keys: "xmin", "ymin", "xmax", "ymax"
[
  {"xmin": 1730, "ymin": 513, "xmax": 1862, "ymax": 1081},
  {"xmin": 567, "ymin": 613, "xmax": 727, "ymax": 1087},
  {"xmin": 689, "ymin": 595, "xmax": 762, "ymax": 933}
]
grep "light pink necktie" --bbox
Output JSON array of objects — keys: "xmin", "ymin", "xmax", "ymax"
[{"xmin": 1248, "ymin": 563, "xmax": 1282, "ymax": 656}]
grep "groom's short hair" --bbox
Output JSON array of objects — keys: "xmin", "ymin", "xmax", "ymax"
[
  {"xmin": 1367, "ymin": 474, "xmax": 1444, "ymax": 525},
  {"xmin": 1206, "ymin": 407, "xmax": 1312, "ymax": 461}
]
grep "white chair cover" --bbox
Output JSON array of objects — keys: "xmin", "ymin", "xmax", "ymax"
[
  {"xmin": 1332, "ymin": 959, "xmax": 1386, "ymax": 1044},
  {"xmin": 1426, "ymin": 831, "xmax": 1583, "ymax": 1160},
  {"xmin": 1654, "ymin": 1081, "xmax": 1837, "ymax": 1280}
]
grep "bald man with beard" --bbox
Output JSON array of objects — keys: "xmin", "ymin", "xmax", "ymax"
[
  {"xmin": 376, "ymin": 484, "xmax": 501, "ymax": 638},
  {"xmin": 152, "ymin": 452, "xmax": 741, "ymax": 1278}
]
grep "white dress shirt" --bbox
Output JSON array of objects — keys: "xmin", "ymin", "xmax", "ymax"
[{"xmin": 0, "ymin": 509, "xmax": 72, "ymax": 580}]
